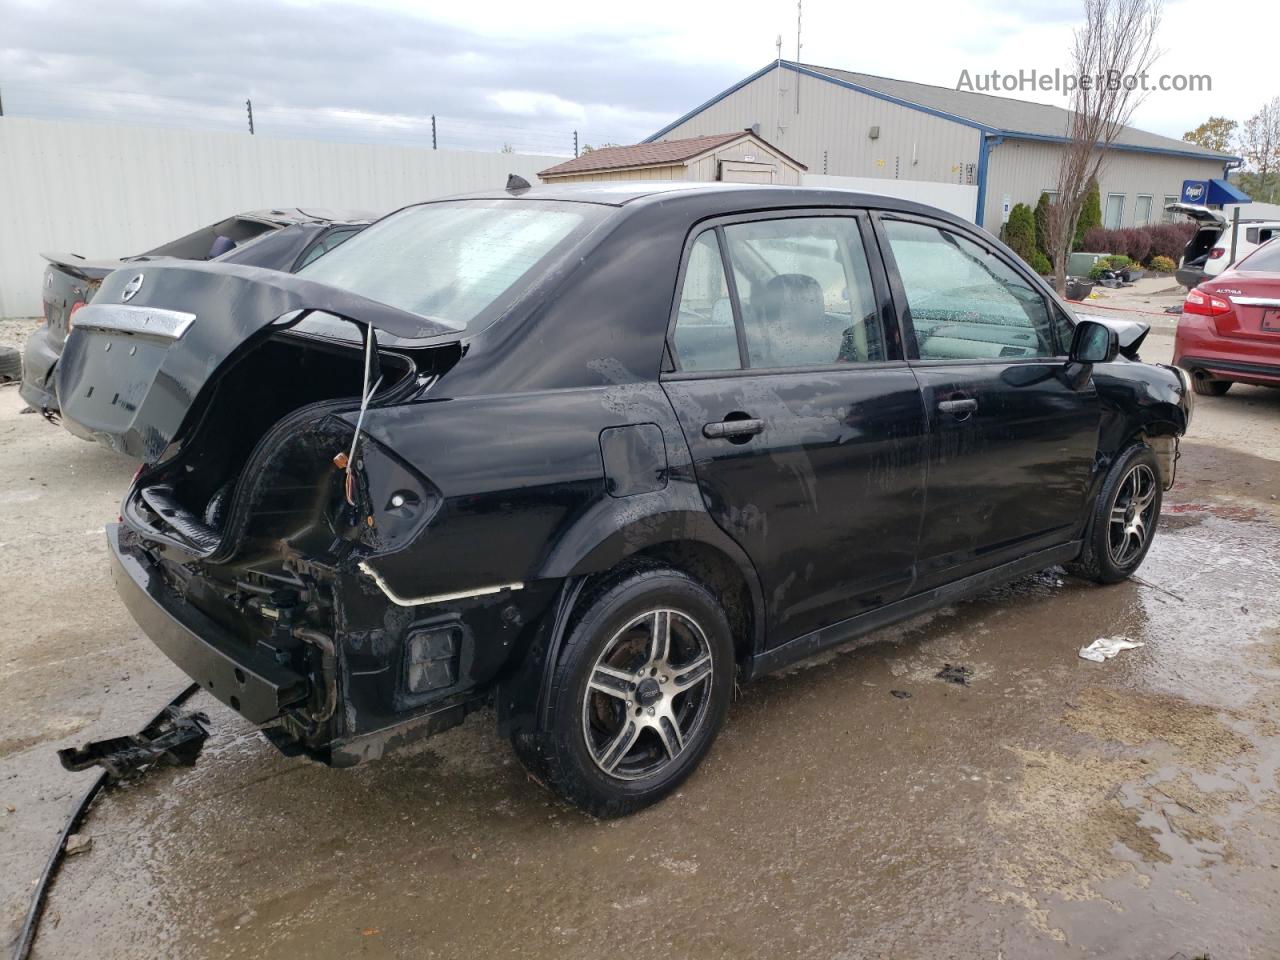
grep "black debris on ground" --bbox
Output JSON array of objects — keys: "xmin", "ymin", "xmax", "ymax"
[{"xmin": 935, "ymin": 664, "xmax": 973, "ymax": 686}]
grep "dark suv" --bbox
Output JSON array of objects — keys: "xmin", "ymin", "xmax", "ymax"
[{"xmin": 56, "ymin": 183, "xmax": 1191, "ymax": 817}]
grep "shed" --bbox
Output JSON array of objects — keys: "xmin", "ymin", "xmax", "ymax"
[{"xmin": 538, "ymin": 130, "xmax": 806, "ymax": 185}]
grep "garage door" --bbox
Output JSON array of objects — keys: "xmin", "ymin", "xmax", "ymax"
[{"xmin": 718, "ymin": 160, "xmax": 775, "ymax": 183}]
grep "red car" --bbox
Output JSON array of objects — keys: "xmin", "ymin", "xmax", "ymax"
[{"xmin": 1175, "ymin": 238, "xmax": 1280, "ymax": 396}]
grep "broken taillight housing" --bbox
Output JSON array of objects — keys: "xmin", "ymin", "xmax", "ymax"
[
  {"xmin": 1208, "ymin": 247, "xmax": 1226, "ymax": 260},
  {"xmin": 1184, "ymin": 289, "xmax": 1232, "ymax": 317},
  {"xmin": 406, "ymin": 623, "xmax": 463, "ymax": 694},
  {"xmin": 68, "ymin": 301, "xmax": 86, "ymax": 329}
]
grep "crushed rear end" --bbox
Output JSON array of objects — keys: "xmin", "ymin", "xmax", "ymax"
[{"xmin": 58, "ymin": 262, "xmax": 478, "ymax": 763}]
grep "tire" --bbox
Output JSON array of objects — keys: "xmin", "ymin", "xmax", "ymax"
[
  {"xmin": 0, "ymin": 346, "xmax": 21, "ymax": 383},
  {"xmin": 1191, "ymin": 374, "xmax": 1231, "ymax": 397},
  {"xmin": 1068, "ymin": 443, "xmax": 1163, "ymax": 584},
  {"xmin": 514, "ymin": 564, "xmax": 734, "ymax": 818}
]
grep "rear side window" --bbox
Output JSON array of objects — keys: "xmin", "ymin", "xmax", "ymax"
[
  {"xmin": 884, "ymin": 220, "xmax": 1054, "ymax": 361},
  {"xmin": 299, "ymin": 200, "xmax": 598, "ymax": 333},
  {"xmin": 672, "ymin": 232, "xmax": 740, "ymax": 372},
  {"xmin": 722, "ymin": 216, "xmax": 883, "ymax": 368},
  {"xmin": 295, "ymin": 227, "xmax": 361, "ymax": 269},
  {"xmin": 1238, "ymin": 238, "xmax": 1280, "ymax": 272}
]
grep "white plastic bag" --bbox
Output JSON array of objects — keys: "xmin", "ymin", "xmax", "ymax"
[{"xmin": 1079, "ymin": 636, "xmax": 1145, "ymax": 663}]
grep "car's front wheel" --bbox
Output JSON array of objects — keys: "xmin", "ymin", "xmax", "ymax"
[
  {"xmin": 1069, "ymin": 443, "xmax": 1163, "ymax": 584},
  {"xmin": 514, "ymin": 564, "xmax": 734, "ymax": 818}
]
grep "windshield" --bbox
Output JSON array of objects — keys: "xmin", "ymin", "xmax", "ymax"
[{"xmin": 297, "ymin": 199, "xmax": 599, "ymax": 334}]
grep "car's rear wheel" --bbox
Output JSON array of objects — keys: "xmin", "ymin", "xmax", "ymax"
[
  {"xmin": 514, "ymin": 564, "xmax": 733, "ymax": 818},
  {"xmin": 1191, "ymin": 373, "xmax": 1231, "ymax": 396},
  {"xmin": 1068, "ymin": 444, "xmax": 1163, "ymax": 584}
]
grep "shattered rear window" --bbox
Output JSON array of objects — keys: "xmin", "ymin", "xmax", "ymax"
[{"xmin": 298, "ymin": 200, "xmax": 596, "ymax": 334}]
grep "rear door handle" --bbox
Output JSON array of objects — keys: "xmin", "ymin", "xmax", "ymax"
[
  {"xmin": 938, "ymin": 398, "xmax": 978, "ymax": 416},
  {"xmin": 703, "ymin": 418, "xmax": 764, "ymax": 439}
]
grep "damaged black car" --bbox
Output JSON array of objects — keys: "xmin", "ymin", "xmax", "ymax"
[{"xmin": 56, "ymin": 182, "xmax": 1192, "ymax": 817}]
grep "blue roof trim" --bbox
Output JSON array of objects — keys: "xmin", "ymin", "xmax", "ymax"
[
  {"xmin": 999, "ymin": 130, "xmax": 1238, "ymax": 163},
  {"xmin": 644, "ymin": 62, "xmax": 778, "ymax": 143},
  {"xmin": 646, "ymin": 61, "xmax": 1237, "ymax": 164}
]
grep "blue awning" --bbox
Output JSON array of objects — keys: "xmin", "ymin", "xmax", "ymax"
[{"xmin": 1183, "ymin": 178, "xmax": 1252, "ymax": 206}]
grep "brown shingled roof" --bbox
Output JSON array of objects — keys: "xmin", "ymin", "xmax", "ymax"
[{"xmin": 538, "ymin": 131, "xmax": 806, "ymax": 178}]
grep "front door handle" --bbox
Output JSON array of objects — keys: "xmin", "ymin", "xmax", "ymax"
[
  {"xmin": 938, "ymin": 398, "xmax": 978, "ymax": 416},
  {"xmin": 703, "ymin": 418, "xmax": 764, "ymax": 440}
]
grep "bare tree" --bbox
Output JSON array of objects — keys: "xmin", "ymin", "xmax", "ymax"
[
  {"xmin": 1046, "ymin": 0, "xmax": 1162, "ymax": 294},
  {"xmin": 1239, "ymin": 97, "xmax": 1280, "ymax": 183}
]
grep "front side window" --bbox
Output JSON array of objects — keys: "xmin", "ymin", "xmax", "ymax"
[
  {"xmin": 299, "ymin": 200, "xmax": 598, "ymax": 333},
  {"xmin": 883, "ymin": 219, "xmax": 1054, "ymax": 361},
  {"xmin": 672, "ymin": 232, "xmax": 740, "ymax": 372},
  {"xmin": 721, "ymin": 216, "xmax": 883, "ymax": 368}
]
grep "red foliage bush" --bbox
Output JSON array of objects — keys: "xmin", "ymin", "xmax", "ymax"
[
  {"xmin": 1078, "ymin": 222, "xmax": 1195, "ymax": 265},
  {"xmin": 1147, "ymin": 222, "xmax": 1196, "ymax": 262},
  {"xmin": 1117, "ymin": 228, "xmax": 1151, "ymax": 264},
  {"xmin": 1081, "ymin": 226, "xmax": 1111, "ymax": 252}
]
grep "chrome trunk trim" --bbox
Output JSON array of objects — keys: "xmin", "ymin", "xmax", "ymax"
[{"xmin": 70, "ymin": 304, "xmax": 196, "ymax": 340}]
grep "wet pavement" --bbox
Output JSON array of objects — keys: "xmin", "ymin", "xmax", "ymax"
[{"xmin": 2, "ymin": 329, "xmax": 1279, "ymax": 959}]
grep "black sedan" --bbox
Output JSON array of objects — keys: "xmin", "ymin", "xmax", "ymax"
[
  {"xmin": 19, "ymin": 208, "xmax": 374, "ymax": 415},
  {"xmin": 55, "ymin": 182, "xmax": 1191, "ymax": 817}
]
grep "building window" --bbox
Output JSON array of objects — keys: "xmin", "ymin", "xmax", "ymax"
[
  {"xmin": 1104, "ymin": 193, "xmax": 1126, "ymax": 230},
  {"xmin": 1162, "ymin": 196, "xmax": 1180, "ymax": 222},
  {"xmin": 1135, "ymin": 195, "xmax": 1153, "ymax": 226}
]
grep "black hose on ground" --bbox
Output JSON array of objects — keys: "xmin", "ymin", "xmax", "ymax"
[{"xmin": 10, "ymin": 682, "xmax": 201, "ymax": 960}]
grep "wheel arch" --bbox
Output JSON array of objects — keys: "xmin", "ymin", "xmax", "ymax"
[{"xmin": 496, "ymin": 503, "xmax": 765, "ymax": 736}]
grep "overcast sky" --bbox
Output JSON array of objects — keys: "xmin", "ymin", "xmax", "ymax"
[{"xmin": 0, "ymin": 0, "xmax": 1272, "ymax": 156}]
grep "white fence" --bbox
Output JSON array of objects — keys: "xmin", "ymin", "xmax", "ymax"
[
  {"xmin": 801, "ymin": 174, "xmax": 979, "ymax": 223},
  {"xmin": 0, "ymin": 117, "xmax": 561, "ymax": 318}
]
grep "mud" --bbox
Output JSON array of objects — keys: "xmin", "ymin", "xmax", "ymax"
[{"xmin": 2, "ymin": 330, "xmax": 1280, "ymax": 959}]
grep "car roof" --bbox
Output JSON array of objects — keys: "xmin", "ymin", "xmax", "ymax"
[
  {"xmin": 446, "ymin": 181, "xmax": 735, "ymax": 205},
  {"xmin": 240, "ymin": 207, "xmax": 378, "ymax": 226},
  {"xmin": 427, "ymin": 180, "xmax": 974, "ymax": 225}
]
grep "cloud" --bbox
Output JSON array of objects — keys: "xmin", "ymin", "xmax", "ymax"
[
  {"xmin": 0, "ymin": 0, "xmax": 741, "ymax": 153},
  {"xmin": 0, "ymin": 0, "xmax": 1270, "ymax": 155}
]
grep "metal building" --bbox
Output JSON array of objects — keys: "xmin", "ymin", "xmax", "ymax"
[
  {"xmin": 646, "ymin": 61, "xmax": 1236, "ymax": 230},
  {"xmin": 539, "ymin": 130, "xmax": 806, "ymax": 185}
]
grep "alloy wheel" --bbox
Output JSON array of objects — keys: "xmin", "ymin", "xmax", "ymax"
[
  {"xmin": 581, "ymin": 609, "xmax": 715, "ymax": 781},
  {"xmin": 1107, "ymin": 463, "xmax": 1158, "ymax": 567}
]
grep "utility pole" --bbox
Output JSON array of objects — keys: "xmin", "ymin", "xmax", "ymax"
[
  {"xmin": 245, "ymin": 98, "xmax": 254, "ymax": 135},
  {"xmin": 573, "ymin": 130, "xmax": 579, "ymax": 157},
  {"xmin": 431, "ymin": 114, "xmax": 437, "ymax": 150},
  {"xmin": 0, "ymin": 86, "xmax": 5, "ymax": 117},
  {"xmin": 775, "ymin": 34, "xmax": 783, "ymax": 142},
  {"xmin": 795, "ymin": 0, "xmax": 802, "ymax": 114}
]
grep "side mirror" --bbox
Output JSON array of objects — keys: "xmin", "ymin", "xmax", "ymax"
[{"xmin": 1069, "ymin": 320, "xmax": 1119, "ymax": 364}]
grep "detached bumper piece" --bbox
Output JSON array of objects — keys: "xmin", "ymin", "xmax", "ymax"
[{"xmin": 57, "ymin": 706, "xmax": 210, "ymax": 782}]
